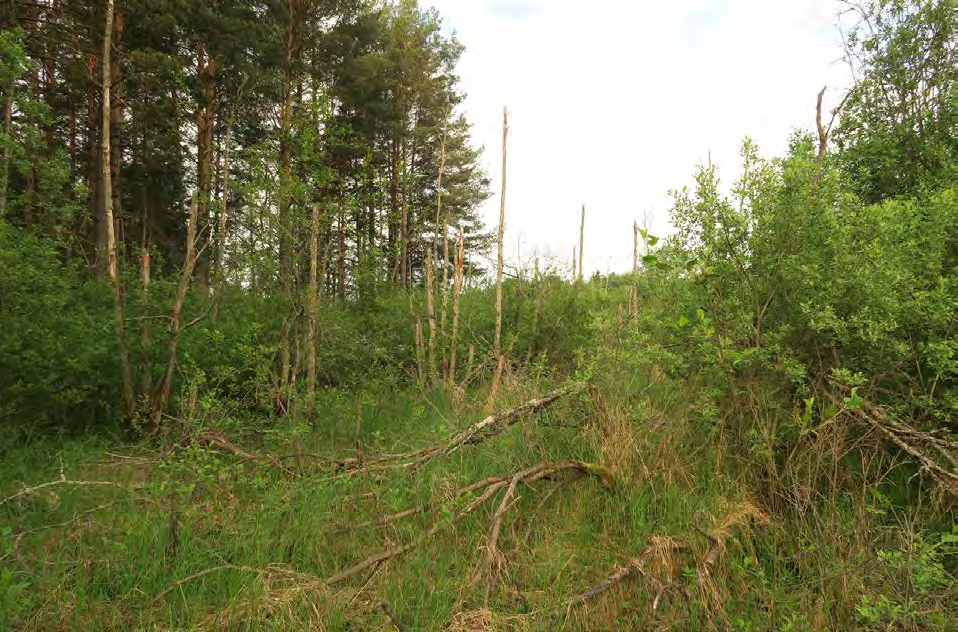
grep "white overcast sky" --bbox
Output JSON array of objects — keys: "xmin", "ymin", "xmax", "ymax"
[{"xmin": 421, "ymin": 0, "xmax": 853, "ymax": 275}]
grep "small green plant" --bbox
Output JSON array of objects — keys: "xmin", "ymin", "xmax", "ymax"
[{"xmin": 0, "ymin": 527, "xmax": 29, "ymax": 628}]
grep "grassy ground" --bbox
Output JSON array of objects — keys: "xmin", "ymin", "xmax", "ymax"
[{"xmin": 2, "ymin": 366, "xmax": 955, "ymax": 630}]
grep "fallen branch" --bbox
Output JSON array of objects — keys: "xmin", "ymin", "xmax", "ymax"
[
  {"xmin": 2, "ymin": 463, "xmax": 159, "ymax": 508},
  {"xmin": 695, "ymin": 502, "xmax": 769, "ymax": 615},
  {"xmin": 330, "ymin": 384, "xmax": 584, "ymax": 477},
  {"xmin": 406, "ymin": 383, "xmax": 585, "ymax": 470},
  {"xmin": 376, "ymin": 601, "xmax": 409, "ymax": 632},
  {"xmin": 155, "ymin": 563, "xmax": 324, "ymax": 603},
  {"xmin": 856, "ymin": 404, "xmax": 958, "ymax": 495},
  {"xmin": 326, "ymin": 460, "xmax": 611, "ymax": 586},
  {"xmin": 355, "ymin": 475, "xmax": 511, "ymax": 530},
  {"xmin": 821, "ymin": 383, "xmax": 958, "ymax": 496},
  {"xmin": 154, "ymin": 564, "xmax": 259, "ymax": 602},
  {"xmin": 564, "ymin": 537, "xmax": 685, "ymax": 616},
  {"xmin": 1, "ymin": 501, "xmax": 118, "ymax": 563},
  {"xmin": 181, "ymin": 430, "xmax": 303, "ymax": 475},
  {"xmin": 562, "ymin": 500, "xmax": 768, "ymax": 620}
]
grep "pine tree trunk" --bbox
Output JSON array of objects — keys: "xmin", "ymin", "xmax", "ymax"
[
  {"xmin": 389, "ymin": 140, "xmax": 400, "ymax": 282},
  {"xmin": 110, "ymin": 7, "xmax": 124, "ymax": 254},
  {"xmin": 87, "ymin": 51, "xmax": 105, "ymax": 261},
  {"xmin": 337, "ymin": 203, "xmax": 346, "ymax": 299},
  {"xmin": 140, "ymin": 196, "xmax": 151, "ymax": 396},
  {"xmin": 306, "ymin": 203, "xmax": 319, "ymax": 419},
  {"xmin": 215, "ymin": 77, "xmax": 246, "ymax": 290},
  {"xmin": 194, "ymin": 41, "xmax": 216, "ymax": 289},
  {"xmin": 0, "ymin": 75, "xmax": 12, "ymax": 219},
  {"xmin": 400, "ymin": 135, "xmax": 409, "ymax": 288},
  {"xmin": 631, "ymin": 221, "xmax": 639, "ymax": 316},
  {"xmin": 277, "ymin": 10, "xmax": 296, "ymax": 397},
  {"xmin": 101, "ymin": 0, "xmax": 135, "ymax": 423}
]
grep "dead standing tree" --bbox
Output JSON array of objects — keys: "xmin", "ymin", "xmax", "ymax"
[
  {"xmin": 578, "ymin": 204, "xmax": 585, "ymax": 282},
  {"xmin": 493, "ymin": 107, "xmax": 508, "ymax": 361},
  {"xmin": 147, "ymin": 196, "xmax": 204, "ymax": 436},
  {"xmin": 447, "ymin": 228, "xmax": 464, "ymax": 389}
]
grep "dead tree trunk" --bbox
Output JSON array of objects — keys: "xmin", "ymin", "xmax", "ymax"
[
  {"xmin": 101, "ymin": 0, "xmax": 135, "ymax": 423},
  {"xmin": 425, "ymin": 248, "xmax": 437, "ymax": 384},
  {"xmin": 439, "ymin": 227, "xmax": 450, "ymax": 380},
  {"xmin": 578, "ymin": 204, "xmax": 585, "ymax": 282},
  {"xmin": 630, "ymin": 221, "xmax": 640, "ymax": 316},
  {"xmin": 147, "ymin": 196, "xmax": 200, "ymax": 436},
  {"xmin": 447, "ymin": 228, "xmax": 464, "ymax": 389},
  {"xmin": 494, "ymin": 107, "xmax": 508, "ymax": 360}
]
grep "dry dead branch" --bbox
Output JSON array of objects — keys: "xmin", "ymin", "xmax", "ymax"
[
  {"xmin": 336, "ymin": 383, "xmax": 583, "ymax": 473},
  {"xmin": 2, "ymin": 462, "xmax": 158, "ymax": 508},
  {"xmin": 564, "ymin": 536, "xmax": 686, "ymax": 616},
  {"xmin": 695, "ymin": 501, "xmax": 769, "ymax": 615},
  {"xmin": 822, "ymin": 383, "xmax": 958, "ymax": 495},
  {"xmin": 860, "ymin": 406, "xmax": 958, "ymax": 495},
  {"xmin": 563, "ymin": 500, "xmax": 768, "ymax": 621},
  {"xmin": 326, "ymin": 460, "xmax": 611, "ymax": 586},
  {"xmin": 408, "ymin": 383, "xmax": 584, "ymax": 470},
  {"xmin": 155, "ymin": 563, "xmax": 325, "ymax": 603}
]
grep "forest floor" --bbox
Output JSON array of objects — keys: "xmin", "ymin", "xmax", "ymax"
[{"xmin": 2, "ymin": 367, "xmax": 955, "ymax": 630}]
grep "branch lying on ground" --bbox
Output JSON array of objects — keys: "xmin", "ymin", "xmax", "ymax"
[
  {"xmin": 562, "ymin": 500, "xmax": 768, "ymax": 620},
  {"xmin": 695, "ymin": 501, "xmax": 769, "ymax": 615},
  {"xmin": 564, "ymin": 536, "xmax": 687, "ymax": 616},
  {"xmin": 822, "ymin": 382, "xmax": 958, "ymax": 496},
  {"xmin": 154, "ymin": 563, "xmax": 325, "ymax": 603},
  {"xmin": 2, "ymin": 462, "xmax": 159, "ymax": 508},
  {"xmin": 862, "ymin": 409, "xmax": 958, "ymax": 495},
  {"xmin": 165, "ymin": 384, "xmax": 584, "ymax": 479},
  {"xmin": 325, "ymin": 460, "xmax": 612, "ymax": 586},
  {"xmin": 180, "ymin": 430, "xmax": 328, "ymax": 475},
  {"xmin": 0, "ymin": 501, "xmax": 119, "ymax": 563},
  {"xmin": 348, "ymin": 382, "xmax": 585, "ymax": 472}
]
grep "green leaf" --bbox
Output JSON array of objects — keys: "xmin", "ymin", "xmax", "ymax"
[
  {"xmin": 844, "ymin": 387, "xmax": 863, "ymax": 411},
  {"xmin": 642, "ymin": 255, "xmax": 658, "ymax": 266}
]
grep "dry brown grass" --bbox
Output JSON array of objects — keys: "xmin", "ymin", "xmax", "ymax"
[{"xmin": 446, "ymin": 607, "xmax": 529, "ymax": 631}]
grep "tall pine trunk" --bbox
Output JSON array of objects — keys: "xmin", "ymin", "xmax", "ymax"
[
  {"xmin": 194, "ymin": 40, "xmax": 216, "ymax": 289},
  {"xmin": 0, "ymin": 74, "xmax": 12, "ymax": 219},
  {"xmin": 101, "ymin": 0, "xmax": 135, "ymax": 423},
  {"xmin": 306, "ymin": 203, "xmax": 319, "ymax": 418},
  {"xmin": 110, "ymin": 7, "xmax": 124, "ymax": 253}
]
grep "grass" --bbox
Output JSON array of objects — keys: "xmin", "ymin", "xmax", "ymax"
[{"xmin": 2, "ymin": 366, "xmax": 955, "ymax": 630}]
